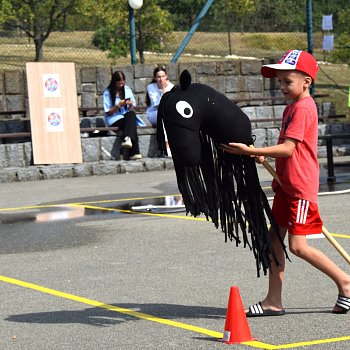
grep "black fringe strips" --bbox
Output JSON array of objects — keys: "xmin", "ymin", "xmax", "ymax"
[{"xmin": 173, "ymin": 132, "xmax": 288, "ymax": 277}]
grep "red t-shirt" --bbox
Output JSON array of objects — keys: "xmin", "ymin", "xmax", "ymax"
[{"xmin": 272, "ymin": 96, "xmax": 319, "ymax": 203}]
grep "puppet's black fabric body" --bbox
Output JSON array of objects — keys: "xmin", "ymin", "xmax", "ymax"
[{"xmin": 157, "ymin": 70, "xmax": 288, "ymax": 276}]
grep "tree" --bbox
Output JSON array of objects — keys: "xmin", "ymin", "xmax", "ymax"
[
  {"xmin": 134, "ymin": 1, "xmax": 173, "ymax": 63},
  {"xmin": 159, "ymin": 0, "xmax": 205, "ymax": 30},
  {"xmin": 215, "ymin": 0, "xmax": 255, "ymax": 55},
  {"xmin": 85, "ymin": 0, "xmax": 173, "ymax": 64},
  {"xmin": 0, "ymin": 0, "xmax": 79, "ymax": 61},
  {"xmin": 160, "ymin": 0, "xmax": 257, "ymax": 32},
  {"xmin": 330, "ymin": 7, "xmax": 350, "ymax": 63}
]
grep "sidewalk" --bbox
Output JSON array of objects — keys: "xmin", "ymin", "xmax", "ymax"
[
  {"xmin": 0, "ymin": 169, "xmax": 349, "ymax": 350},
  {"xmin": 1, "ymin": 153, "xmax": 350, "ymax": 185}
]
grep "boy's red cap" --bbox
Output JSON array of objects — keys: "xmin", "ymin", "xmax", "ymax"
[{"xmin": 261, "ymin": 50, "xmax": 319, "ymax": 80}]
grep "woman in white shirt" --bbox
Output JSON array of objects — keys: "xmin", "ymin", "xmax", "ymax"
[
  {"xmin": 146, "ymin": 67, "xmax": 174, "ymax": 127},
  {"xmin": 146, "ymin": 67, "xmax": 174, "ymax": 156}
]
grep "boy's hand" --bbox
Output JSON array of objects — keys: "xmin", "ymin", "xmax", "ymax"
[
  {"xmin": 219, "ymin": 143, "xmax": 264, "ymax": 163},
  {"xmin": 255, "ymin": 155, "xmax": 265, "ymax": 164},
  {"xmin": 219, "ymin": 142, "xmax": 251, "ymax": 155}
]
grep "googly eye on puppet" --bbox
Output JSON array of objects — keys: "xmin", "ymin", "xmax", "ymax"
[
  {"xmin": 157, "ymin": 69, "xmax": 287, "ymax": 277},
  {"xmin": 175, "ymin": 101, "xmax": 193, "ymax": 119}
]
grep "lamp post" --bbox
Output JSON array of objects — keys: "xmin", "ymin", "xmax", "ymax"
[
  {"xmin": 306, "ymin": 0, "xmax": 313, "ymax": 54},
  {"xmin": 306, "ymin": 0, "xmax": 315, "ymax": 95},
  {"xmin": 128, "ymin": 0, "xmax": 143, "ymax": 65}
]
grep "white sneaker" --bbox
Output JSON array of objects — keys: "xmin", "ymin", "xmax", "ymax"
[
  {"xmin": 129, "ymin": 154, "xmax": 142, "ymax": 160},
  {"xmin": 121, "ymin": 136, "xmax": 132, "ymax": 148}
]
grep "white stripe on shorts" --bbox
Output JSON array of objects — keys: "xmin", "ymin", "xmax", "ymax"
[{"xmin": 296, "ymin": 199, "xmax": 310, "ymax": 224}]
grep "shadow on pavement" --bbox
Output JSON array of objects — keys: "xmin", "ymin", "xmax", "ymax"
[{"xmin": 5, "ymin": 303, "xmax": 226, "ymax": 327}]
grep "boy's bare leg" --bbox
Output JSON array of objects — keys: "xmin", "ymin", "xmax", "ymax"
[
  {"xmin": 288, "ymin": 234, "xmax": 350, "ymax": 312},
  {"xmin": 259, "ymin": 226, "xmax": 288, "ymax": 311}
]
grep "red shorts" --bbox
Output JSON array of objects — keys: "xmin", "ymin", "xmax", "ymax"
[{"xmin": 272, "ymin": 190, "xmax": 323, "ymax": 235}]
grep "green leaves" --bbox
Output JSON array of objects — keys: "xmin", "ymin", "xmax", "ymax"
[
  {"xmin": 89, "ymin": 0, "xmax": 173, "ymax": 62},
  {"xmin": 0, "ymin": 0, "xmax": 80, "ymax": 60},
  {"xmin": 92, "ymin": 24, "xmax": 128, "ymax": 57}
]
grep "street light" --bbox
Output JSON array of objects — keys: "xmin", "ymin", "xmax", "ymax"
[
  {"xmin": 129, "ymin": 0, "xmax": 143, "ymax": 9},
  {"xmin": 128, "ymin": 0, "xmax": 143, "ymax": 64}
]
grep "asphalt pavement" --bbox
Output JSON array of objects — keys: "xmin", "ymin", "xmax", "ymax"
[{"xmin": 0, "ymin": 161, "xmax": 350, "ymax": 350}]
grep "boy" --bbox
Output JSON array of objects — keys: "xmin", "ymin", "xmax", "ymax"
[{"xmin": 222, "ymin": 50, "xmax": 350, "ymax": 316}]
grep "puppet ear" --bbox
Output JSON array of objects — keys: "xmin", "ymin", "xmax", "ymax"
[{"xmin": 179, "ymin": 70, "xmax": 191, "ymax": 90}]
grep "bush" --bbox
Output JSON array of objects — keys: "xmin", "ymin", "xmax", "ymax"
[
  {"xmin": 330, "ymin": 33, "xmax": 350, "ymax": 64},
  {"xmin": 246, "ymin": 33, "xmax": 306, "ymax": 51},
  {"xmin": 92, "ymin": 26, "xmax": 128, "ymax": 58}
]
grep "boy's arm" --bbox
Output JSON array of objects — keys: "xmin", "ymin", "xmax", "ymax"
[{"xmin": 220, "ymin": 138, "xmax": 297, "ymax": 158}]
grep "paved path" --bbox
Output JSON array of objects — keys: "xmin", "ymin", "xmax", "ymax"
[{"xmin": 0, "ymin": 164, "xmax": 350, "ymax": 349}]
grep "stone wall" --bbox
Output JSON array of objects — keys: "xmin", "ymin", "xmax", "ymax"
[
  {"xmin": 77, "ymin": 60, "xmax": 279, "ymax": 110},
  {"xmin": 0, "ymin": 59, "xmax": 296, "ymax": 118},
  {"xmin": 0, "ymin": 59, "xmax": 336, "ymax": 123}
]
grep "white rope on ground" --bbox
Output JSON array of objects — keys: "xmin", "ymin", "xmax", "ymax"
[
  {"xmin": 318, "ymin": 188, "xmax": 350, "ymax": 196},
  {"xmin": 266, "ymin": 188, "xmax": 350, "ymax": 201}
]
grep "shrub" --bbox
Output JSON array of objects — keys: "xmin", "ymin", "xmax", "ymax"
[{"xmin": 330, "ymin": 33, "xmax": 350, "ymax": 64}]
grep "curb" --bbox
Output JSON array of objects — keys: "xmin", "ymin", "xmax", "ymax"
[{"xmin": 0, "ymin": 158, "xmax": 175, "ymax": 183}]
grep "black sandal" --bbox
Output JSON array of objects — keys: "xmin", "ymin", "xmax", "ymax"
[
  {"xmin": 333, "ymin": 295, "xmax": 350, "ymax": 314},
  {"xmin": 246, "ymin": 302, "xmax": 285, "ymax": 317}
]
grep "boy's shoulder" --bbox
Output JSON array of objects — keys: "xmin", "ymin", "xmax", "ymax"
[
  {"xmin": 284, "ymin": 96, "xmax": 318, "ymax": 121},
  {"xmin": 289, "ymin": 96, "xmax": 316, "ymax": 111},
  {"xmin": 298, "ymin": 95, "xmax": 315, "ymax": 104}
]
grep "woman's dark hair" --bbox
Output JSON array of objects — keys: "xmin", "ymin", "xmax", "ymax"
[
  {"xmin": 108, "ymin": 70, "xmax": 126, "ymax": 105},
  {"xmin": 146, "ymin": 67, "xmax": 168, "ymax": 107},
  {"xmin": 153, "ymin": 66, "xmax": 167, "ymax": 79}
]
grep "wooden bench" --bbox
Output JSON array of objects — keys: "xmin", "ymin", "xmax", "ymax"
[
  {"xmin": 249, "ymin": 114, "xmax": 346, "ymax": 125},
  {"xmin": 79, "ymin": 106, "xmax": 146, "ymax": 118},
  {"xmin": 318, "ymin": 133, "xmax": 350, "ymax": 182},
  {"xmin": 232, "ymin": 93, "xmax": 330, "ymax": 106},
  {"xmin": 0, "ymin": 110, "xmax": 26, "ymax": 117},
  {"xmin": 0, "ymin": 106, "xmax": 152, "ymax": 141},
  {"xmin": 0, "ymin": 126, "xmax": 156, "ymax": 142}
]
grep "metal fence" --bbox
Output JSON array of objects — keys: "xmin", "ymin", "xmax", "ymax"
[
  {"xmin": 0, "ymin": 29, "xmax": 338, "ymax": 70},
  {"xmin": 1, "ymin": 0, "xmax": 349, "ymax": 70}
]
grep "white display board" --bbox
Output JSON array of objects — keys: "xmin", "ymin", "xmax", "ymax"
[{"xmin": 26, "ymin": 62, "xmax": 82, "ymax": 164}]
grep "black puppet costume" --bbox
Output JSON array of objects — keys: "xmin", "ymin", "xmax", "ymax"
[{"xmin": 157, "ymin": 70, "xmax": 288, "ymax": 276}]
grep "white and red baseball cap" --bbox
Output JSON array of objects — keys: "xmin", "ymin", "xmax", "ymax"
[{"xmin": 261, "ymin": 50, "xmax": 319, "ymax": 80}]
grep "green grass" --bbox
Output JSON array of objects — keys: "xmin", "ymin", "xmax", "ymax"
[
  {"xmin": 315, "ymin": 63, "xmax": 349, "ymax": 120},
  {"xmin": 0, "ymin": 30, "xmax": 348, "ymax": 117}
]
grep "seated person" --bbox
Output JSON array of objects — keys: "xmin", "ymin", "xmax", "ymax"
[
  {"xmin": 146, "ymin": 67, "xmax": 174, "ymax": 156},
  {"xmin": 146, "ymin": 67, "xmax": 174, "ymax": 126},
  {"xmin": 103, "ymin": 71, "xmax": 141, "ymax": 160}
]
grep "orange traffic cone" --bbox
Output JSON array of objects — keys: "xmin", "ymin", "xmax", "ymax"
[{"xmin": 222, "ymin": 286, "xmax": 255, "ymax": 344}]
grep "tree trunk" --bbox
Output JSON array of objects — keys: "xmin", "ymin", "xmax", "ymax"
[
  {"xmin": 34, "ymin": 38, "xmax": 44, "ymax": 61},
  {"xmin": 139, "ymin": 49, "xmax": 144, "ymax": 64},
  {"xmin": 137, "ymin": 27, "xmax": 144, "ymax": 64},
  {"xmin": 61, "ymin": 11, "xmax": 68, "ymax": 32},
  {"xmin": 226, "ymin": 14, "xmax": 232, "ymax": 56}
]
